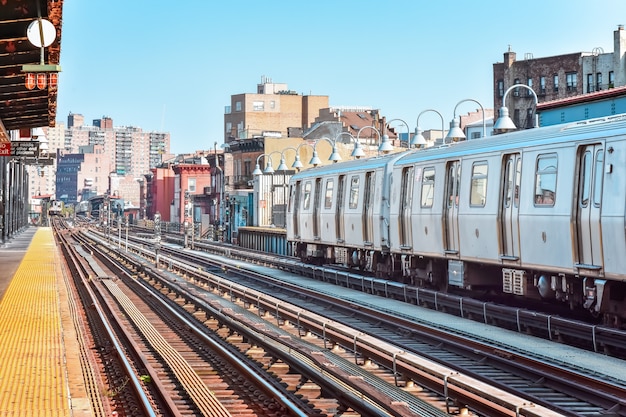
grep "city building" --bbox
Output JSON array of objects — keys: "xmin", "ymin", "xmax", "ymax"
[
  {"xmin": 144, "ymin": 151, "xmax": 225, "ymax": 240},
  {"xmin": 493, "ymin": 25, "xmax": 626, "ymax": 130},
  {"xmin": 537, "ymin": 85, "xmax": 626, "ymax": 125},
  {"xmin": 42, "ymin": 113, "xmax": 172, "ymax": 208}
]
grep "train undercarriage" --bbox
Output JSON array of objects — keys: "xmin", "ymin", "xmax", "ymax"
[{"xmin": 294, "ymin": 242, "xmax": 626, "ymax": 328}]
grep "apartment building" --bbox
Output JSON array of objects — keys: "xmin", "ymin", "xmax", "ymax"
[
  {"xmin": 37, "ymin": 113, "xmax": 172, "ymax": 207},
  {"xmin": 493, "ymin": 25, "xmax": 626, "ymax": 129},
  {"xmin": 224, "ymin": 77, "xmax": 330, "ymax": 190}
]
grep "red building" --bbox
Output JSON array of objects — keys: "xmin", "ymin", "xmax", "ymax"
[{"xmin": 145, "ymin": 155, "xmax": 222, "ymax": 238}]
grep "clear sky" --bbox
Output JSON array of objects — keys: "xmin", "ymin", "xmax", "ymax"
[{"xmin": 56, "ymin": 0, "xmax": 626, "ymax": 154}]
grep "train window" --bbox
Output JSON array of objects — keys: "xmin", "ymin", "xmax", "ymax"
[
  {"xmin": 349, "ymin": 176, "xmax": 360, "ymax": 209},
  {"xmin": 579, "ymin": 151, "xmax": 591, "ymax": 208},
  {"xmin": 324, "ymin": 179, "xmax": 334, "ymax": 209},
  {"xmin": 303, "ymin": 181, "xmax": 312, "ymax": 210},
  {"xmin": 534, "ymin": 154, "xmax": 557, "ymax": 206},
  {"xmin": 420, "ymin": 167, "xmax": 435, "ymax": 208},
  {"xmin": 470, "ymin": 162, "xmax": 488, "ymax": 207},
  {"xmin": 593, "ymin": 150, "xmax": 603, "ymax": 206}
]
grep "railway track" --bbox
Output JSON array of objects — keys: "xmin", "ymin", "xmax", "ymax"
[
  {"xmin": 56, "ymin": 223, "xmax": 319, "ymax": 416},
  {"xmin": 71, "ymin": 222, "xmax": 626, "ymax": 416},
  {"xmin": 148, "ymin": 227, "xmax": 626, "ymax": 359}
]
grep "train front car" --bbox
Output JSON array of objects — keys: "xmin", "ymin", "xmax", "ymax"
[
  {"xmin": 286, "ymin": 153, "xmax": 406, "ymax": 272},
  {"xmin": 47, "ymin": 200, "xmax": 64, "ymax": 216},
  {"xmin": 386, "ymin": 115, "xmax": 626, "ymax": 326}
]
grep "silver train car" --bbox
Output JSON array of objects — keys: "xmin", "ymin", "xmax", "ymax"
[
  {"xmin": 47, "ymin": 200, "xmax": 64, "ymax": 216},
  {"xmin": 286, "ymin": 114, "xmax": 626, "ymax": 326}
]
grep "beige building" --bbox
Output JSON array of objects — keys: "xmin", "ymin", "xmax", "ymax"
[{"xmin": 224, "ymin": 76, "xmax": 329, "ymax": 142}]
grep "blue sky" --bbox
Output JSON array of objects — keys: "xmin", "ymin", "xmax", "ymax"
[{"xmin": 57, "ymin": 0, "xmax": 626, "ymax": 154}]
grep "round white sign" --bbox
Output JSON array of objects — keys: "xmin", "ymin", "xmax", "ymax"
[{"xmin": 26, "ymin": 19, "xmax": 56, "ymax": 48}]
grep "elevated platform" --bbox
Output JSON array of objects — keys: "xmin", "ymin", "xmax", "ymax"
[{"xmin": 0, "ymin": 227, "xmax": 92, "ymax": 416}]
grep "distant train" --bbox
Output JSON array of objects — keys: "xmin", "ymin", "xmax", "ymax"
[
  {"xmin": 287, "ymin": 114, "xmax": 626, "ymax": 327},
  {"xmin": 47, "ymin": 200, "xmax": 64, "ymax": 216},
  {"xmin": 75, "ymin": 200, "xmax": 90, "ymax": 217},
  {"xmin": 87, "ymin": 195, "xmax": 124, "ymax": 221}
]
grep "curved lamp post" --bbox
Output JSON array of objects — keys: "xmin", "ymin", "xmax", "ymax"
[
  {"xmin": 312, "ymin": 137, "xmax": 342, "ymax": 165},
  {"xmin": 252, "ymin": 153, "xmax": 275, "ymax": 176},
  {"xmin": 445, "ymin": 98, "xmax": 486, "ymax": 142},
  {"xmin": 412, "ymin": 109, "xmax": 444, "ymax": 148},
  {"xmin": 493, "ymin": 84, "xmax": 539, "ymax": 133},
  {"xmin": 294, "ymin": 142, "xmax": 316, "ymax": 170},
  {"xmin": 276, "ymin": 146, "xmax": 300, "ymax": 171},
  {"xmin": 386, "ymin": 118, "xmax": 410, "ymax": 148},
  {"xmin": 357, "ymin": 126, "xmax": 393, "ymax": 155},
  {"xmin": 335, "ymin": 131, "xmax": 365, "ymax": 159}
]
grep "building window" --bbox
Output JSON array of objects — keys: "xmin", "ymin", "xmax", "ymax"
[
  {"xmin": 270, "ymin": 100, "xmax": 275, "ymax": 109},
  {"xmin": 513, "ymin": 109, "xmax": 521, "ymax": 126},
  {"xmin": 527, "ymin": 77, "xmax": 533, "ymax": 96},
  {"xmin": 609, "ymin": 71, "xmax": 615, "ymax": 88},
  {"xmin": 553, "ymin": 74, "xmax": 559, "ymax": 92},
  {"xmin": 566, "ymin": 72, "xmax": 577, "ymax": 92},
  {"xmin": 526, "ymin": 108, "xmax": 534, "ymax": 128},
  {"xmin": 188, "ymin": 178, "xmax": 196, "ymax": 192},
  {"xmin": 596, "ymin": 72, "xmax": 602, "ymax": 90},
  {"xmin": 540, "ymin": 76, "xmax": 546, "ymax": 94},
  {"xmin": 235, "ymin": 101, "xmax": 242, "ymax": 111},
  {"xmin": 225, "ymin": 122, "xmax": 232, "ymax": 134},
  {"xmin": 497, "ymin": 80, "xmax": 504, "ymax": 97},
  {"xmin": 237, "ymin": 122, "xmax": 244, "ymax": 139},
  {"xmin": 587, "ymin": 73, "xmax": 594, "ymax": 93},
  {"xmin": 513, "ymin": 78, "xmax": 520, "ymax": 96},
  {"xmin": 253, "ymin": 101, "xmax": 264, "ymax": 111}
]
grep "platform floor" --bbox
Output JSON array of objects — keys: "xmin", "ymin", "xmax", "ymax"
[{"xmin": 0, "ymin": 227, "xmax": 92, "ymax": 416}]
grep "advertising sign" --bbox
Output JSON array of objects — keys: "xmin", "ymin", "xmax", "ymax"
[{"xmin": 10, "ymin": 141, "xmax": 39, "ymax": 158}]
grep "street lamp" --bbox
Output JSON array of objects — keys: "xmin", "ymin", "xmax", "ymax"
[
  {"xmin": 413, "ymin": 109, "xmax": 444, "ymax": 148},
  {"xmin": 335, "ymin": 131, "xmax": 365, "ymax": 159},
  {"xmin": 357, "ymin": 126, "xmax": 393, "ymax": 155},
  {"xmin": 313, "ymin": 137, "xmax": 342, "ymax": 165},
  {"xmin": 294, "ymin": 142, "xmax": 315, "ymax": 170},
  {"xmin": 276, "ymin": 146, "xmax": 299, "ymax": 171},
  {"xmin": 252, "ymin": 153, "xmax": 275, "ymax": 176},
  {"xmin": 493, "ymin": 84, "xmax": 539, "ymax": 133},
  {"xmin": 445, "ymin": 98, "xmax": 486, "ymax": 142},
  {"xmin": 386, "ymin": 118, "xmax": 410, "ymax": 148}
]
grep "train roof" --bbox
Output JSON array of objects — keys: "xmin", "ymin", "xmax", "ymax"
[
  {"xmin": 88, "ymin": 194, "xmax": 124, "ymax": 201},
  {"xmin": 290, "ymin": 149, "xmax": 411, "ymax": 180},
  {"xmin": 290, "ymin": 114, "xmax": 626, "ymax": 180},
  {"xmin": 396, "ymin": 113, "xmax": 626, "ymax": 165}
]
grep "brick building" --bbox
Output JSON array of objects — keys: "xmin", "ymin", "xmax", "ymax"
[{"xmin": 493, "ymin": 25, "xmax": 626, "ymax": 129}]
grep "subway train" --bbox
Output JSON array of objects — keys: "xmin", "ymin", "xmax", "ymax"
[
  {"xmin": 87, "ymin": 194, "xmax": 124, "ymax": 221},
  {"xmin": 286, "ymin": 114, "xmax": 626, "ymax": 326},
  {"xmin": 47, "ymin": 200, "xmax": 64, "ymax": 216}
]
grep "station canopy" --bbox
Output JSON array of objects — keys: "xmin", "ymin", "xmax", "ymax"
[{"xmin": 0, "ymin": 0, "xmax": 63, "ymax": 142}]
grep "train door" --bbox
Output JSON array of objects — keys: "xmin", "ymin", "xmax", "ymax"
[
  {"xmin": 291, "ymin": 181, "xmax": 301, "ymax": 238},
  {"xmin": 313, "ymin": 178, "xmax": 322, "ymax": 239},
  {"xmin": 399, "ymin": 166, "xmax": 414, "ymax": 247},
  {"xmin": 575, "ymin": 144, "xmax": 604, "ymax": 269},
  {"xmin": 500, "ymin": 154, "xmax": 522, "ymax": 260},
  {"xmin": 444, "ymin": 161, "xmax": 461, "ymax": 253},
  {"xmin": 363, "ymin": 172, "xmax": 375, "ymax": 245},
  {"xmin": 336, "ymin": 175, "xmax": 345, "ymax": 242}
]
